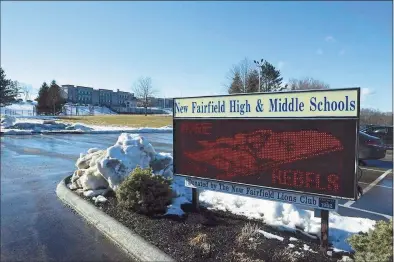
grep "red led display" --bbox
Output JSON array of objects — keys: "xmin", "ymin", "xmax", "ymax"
[{"xmin": 174, "ymin": 119, "xmax": 357, "ymax": 199}]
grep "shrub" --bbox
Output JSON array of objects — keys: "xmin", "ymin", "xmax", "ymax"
[
  {"xmin": 236, "ymin": 222, "xmax": 261, "ymax": 247},
  {"xmin": 116, "ymin": 166, "xmax": 173, "ymax": 215},
  {"xmin": 348, "ymin": 219, "xmax": 393, "ymax": 262}
]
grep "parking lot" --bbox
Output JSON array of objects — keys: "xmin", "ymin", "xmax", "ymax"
[{"xmin": 337, "ymin": 151, "xmax": 393, "ymax": 221}]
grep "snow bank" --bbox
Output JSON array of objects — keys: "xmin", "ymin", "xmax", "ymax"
[
  {"xmin": 0, "ymin": 118, "xmax": 173, "ymax": 135},
  {"xmin": 198, "ymin": 190, "xmax": 375, "ymax": 252},
  {"xmin": 0, "ymin": 115, "xmax": 16, "ymax": 129}
]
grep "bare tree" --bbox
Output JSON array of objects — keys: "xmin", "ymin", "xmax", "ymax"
[
  {"xmin": 360, "ymin": 108, "xmax": 393, "ymax": 126},
  {"xmin": 20, "ymin": 84, "xmax": 33, "ymax": 101},
  {"xmin": 133, "ymin": 77, "xmax": 156, "ymax": 116},
  {"xmin": 226, "ymin": 58, "xmax": 254, "ymax": 93},
  {"xmin": 238, "ymin": 58, "xmax": 253, "ymax": 92},
  {"xmin": 289, "ymin": 77, "xmax": 330, "ymax": 90}
]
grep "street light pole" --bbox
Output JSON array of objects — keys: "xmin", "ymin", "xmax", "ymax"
[{"xmin": 254, "ymin": 60, "xmax": 262, "ymax": 92}]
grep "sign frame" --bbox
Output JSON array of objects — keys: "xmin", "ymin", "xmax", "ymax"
[{"xmin": 173, "ymin": 88, "xmax": 361, "ymax": 201}]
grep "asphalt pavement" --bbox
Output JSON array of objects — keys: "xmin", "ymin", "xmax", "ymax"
[
  {"xmin": 336, "ymin": 152, "xmax": 393, "ymax": 221},
  {"xmin": 1, "ymin": 133, "xmax": 172, "ymax": 262}
]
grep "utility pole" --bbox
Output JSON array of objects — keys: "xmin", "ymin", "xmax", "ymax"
[{"xmin": 254, "ymin": 60, "xmax": 263, "ymax": 92}]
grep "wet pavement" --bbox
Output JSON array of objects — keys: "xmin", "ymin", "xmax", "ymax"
[
  {"xmin": 1, "ymin": 133, "xmax": 172, "ymax": 262},
  {"xmin": 336, "ymin": 153, "xmax": 393, "ymax": 221}
]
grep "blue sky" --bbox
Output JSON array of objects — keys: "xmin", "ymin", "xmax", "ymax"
[{"xmin": 1, "ymin": 1, "xmax": 392, "ymax": 111}]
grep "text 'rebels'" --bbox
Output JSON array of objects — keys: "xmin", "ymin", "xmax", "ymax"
[{"xmin": 174, "ymin": 119, "xmax": 357, "ymax": 198}]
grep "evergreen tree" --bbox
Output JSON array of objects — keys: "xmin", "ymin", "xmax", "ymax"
[
  {"xmin": 228, "ymin": 71, "xmax": 243, "ymax": 94},
  {"xmin": 36, "ymin": 82, "xmax": 50, "ymax": 114},
  {"xmin": 253, "ymin": 59, "xmax": 284, "ymax": 92},
  {"xmin": 0, "ymin": 67, "xmax": 19, "ymax": 106},
  {"xmin": 260, "ymin": 61, "xmax": 283, "ymax": 92},
  {"xmin": 47, "ymin": 80, "xmax": 66, "ymax": 115},
  {"xmin": 246, "ymin": 69, "xmax": 259, "ymax": 93}
]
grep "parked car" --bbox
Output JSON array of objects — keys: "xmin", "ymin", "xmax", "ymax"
[
  {"xmin": 358, "ymin": 131, "xmax": 386, "ymax": 160},
  {"xmin": 360, "ymin": 125, "xmax": 393, "ymax": 149}
]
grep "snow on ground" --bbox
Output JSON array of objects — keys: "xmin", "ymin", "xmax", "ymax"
[
  {"xmin": 1, "ymin": 101, "xmax": 36, "ymax": 116},
  {"xmin": 0, "ymin": 116, "xmax": 172, "ymax": 135},
  {"xmin": 65, "ymin": 133, "xmax": 375, "ymax": 253},
  {"xmin": 258, "ymin": 229, "xmax": 284, "ymax": 241},
  {"xmin": 197, "ymin": 188, "xmax": 375, "ymax": 253},
  {"xmin": 1, "ymin": 102, "xmax": 118, "ymax": 116},
  {"xmin": 62, "ymin": 104, "xmax": 117, "ymax": 115}
]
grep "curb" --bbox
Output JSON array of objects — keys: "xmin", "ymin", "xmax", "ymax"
[{"xmin": 56, "ymin": 176, "xmax": 175, "ymax": 262}]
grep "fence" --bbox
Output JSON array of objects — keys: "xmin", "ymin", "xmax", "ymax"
[
  {"xmin": 61, "ymin": 105, "xmax": 116, "ymax": 116},
  {"xmin": 2, "ymin": 109, "xmax": 36, "ymax": 116}
]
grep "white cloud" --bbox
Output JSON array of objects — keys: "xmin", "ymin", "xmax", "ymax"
[
  {"xmin": 361, "ymin": 88, "xmax": 376, "ymax": 102},
  {"xmin": 339, "ymin": 49, "xmax": 345, "ymax": 56},
  {"xmin": 277, "ymin": 61, "xmax": 285, "ymax": 70},
  {"xmin": 316, "ymin": 48, "xmax": 323, "ymax": 55},
  {"xmin": 325, "ymin": 36, "xmax": 336, "ymax": 42}
]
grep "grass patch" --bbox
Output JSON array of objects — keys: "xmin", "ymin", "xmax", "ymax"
[{"xmin": 58, "ymin": 115, "xmax": 172, "ymax": 128}]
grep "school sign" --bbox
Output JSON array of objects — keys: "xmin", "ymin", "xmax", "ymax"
[{"xmin": 173, "ymin": 88, "xmax": 360, "ymax": 210}]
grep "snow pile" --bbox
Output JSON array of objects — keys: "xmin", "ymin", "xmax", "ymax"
[
  {"xmin": 1, "ymin": 119, "xmax": 92, "ymax": 133},
  {"xmin": 69, "ymin": 133, "xmax": 189, "ymax": 215},
  {"xmin": 198, "ymin": 190, "xmax": 376, "ymax": 252},
  {"xmin": 0, "ymin": 115, "xmax": 16, "ymax": 129},
  {"xmin": 66, "ymin": 123, "xmax": 94, "ymax": 132},
  {"xmin": 1, "ymin": 118, "xmax": 173, "ymax": 135}
]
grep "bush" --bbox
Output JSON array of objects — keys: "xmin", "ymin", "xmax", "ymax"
[
  {"xmin": 348, "ymin": 219, "xmax": 393, "ymax": 262},
  {"xmin": 116, "ymin": 166, "xmax": 173, "ymax": 215},
  {"xmin": 236, "ymin": 223, "xmax": 261, "ymax": 247}
]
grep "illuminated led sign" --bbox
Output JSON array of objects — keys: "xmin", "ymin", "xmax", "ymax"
[{"xmin": 173, "ymin": 88, "xmax": 360, "ymax": 200}]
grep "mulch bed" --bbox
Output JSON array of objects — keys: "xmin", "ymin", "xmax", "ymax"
[{"xmin": 79, "ymin": 191, "xmax": 349, "ymax": 262}]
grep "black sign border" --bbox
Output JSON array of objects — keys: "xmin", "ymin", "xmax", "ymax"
[{"xmin": 172, "ymin": 88, "xmax": 361, "ymax": 201}]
